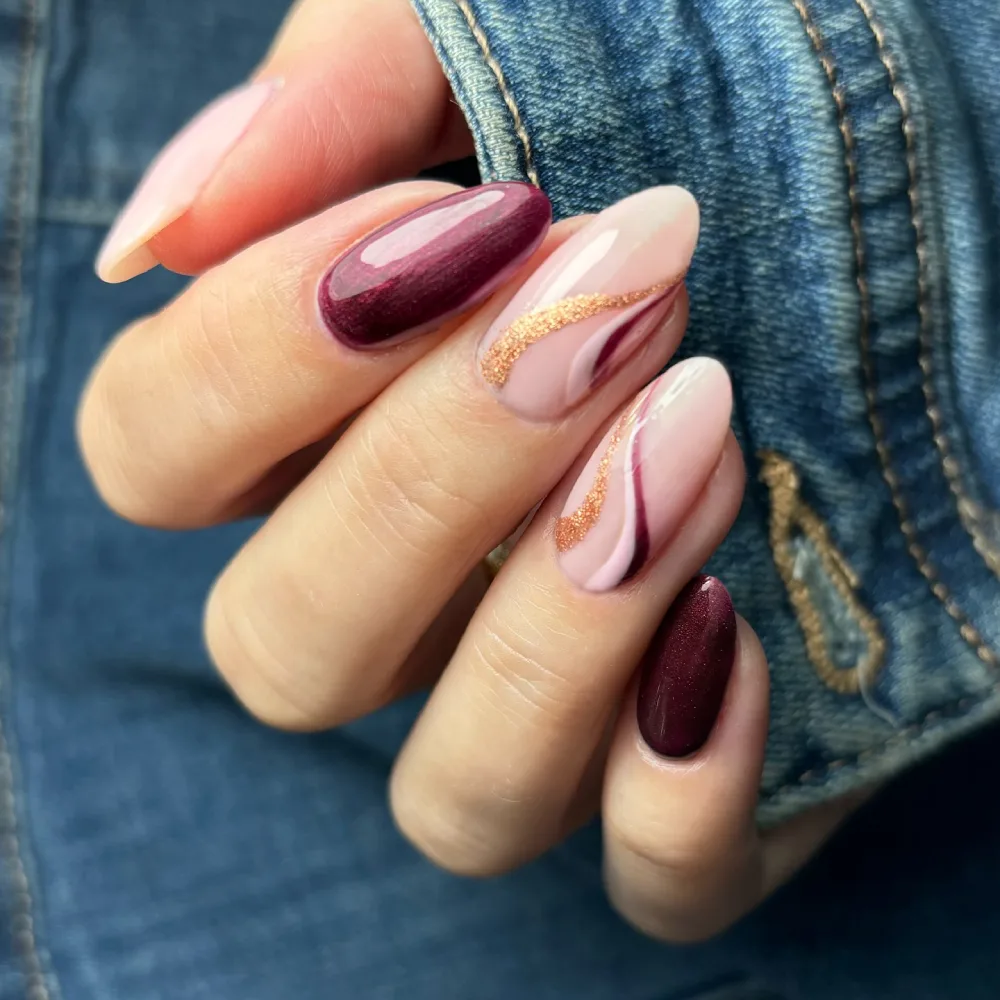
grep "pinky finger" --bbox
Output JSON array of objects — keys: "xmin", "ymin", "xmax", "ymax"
[{"xmin": 602, "ymin": 595, "xmax": 858, "ymax": 943}]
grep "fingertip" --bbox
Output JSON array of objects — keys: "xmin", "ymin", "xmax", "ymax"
[
  {"xmin": 94, "ymin": 77, "xmax": 283, "ymax": 282},
  {"xmin": 610, "ymin": 592, "xmax": 769, "ymax": 807},
  {"xmin": 134, "ymin": 0, "xmax": 471, "ymax": 277}
]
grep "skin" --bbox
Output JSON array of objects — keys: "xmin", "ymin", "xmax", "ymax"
[{"xmin": 77, "ymin": 0, "xmax": 861, "ymax": 944}]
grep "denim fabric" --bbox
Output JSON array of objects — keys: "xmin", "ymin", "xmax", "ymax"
[
  {"xmin": 2, "ymin": 0, "xmax": 1000, "ymax": 998},
  {"xmin": 414, "ymin": 0, "xmax": 1000, "ymax": 824}
]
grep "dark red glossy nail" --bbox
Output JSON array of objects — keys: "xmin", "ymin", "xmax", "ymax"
[
  {"xmin": 318, "ymin": 182, "xmax": 551, "ymax": 349},
  {"xmin": 637, "ymin": 575, "xmax": 737, "ymax": 757}
]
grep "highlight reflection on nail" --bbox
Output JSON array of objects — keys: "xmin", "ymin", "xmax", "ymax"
[
  {"xmin": 637, "ymin": 575, "xmax": 737, "ymax": 757},
  {"xmin": 555, "ymin": 358, "xmax": 733, "ymax": 592},
  {"xmin": 477, "ymin": 186, "xmax": 698, "ymax": 421},
  {"xmin": 319, "ymin": 183, "xmax": 551, "ymax": 350}
]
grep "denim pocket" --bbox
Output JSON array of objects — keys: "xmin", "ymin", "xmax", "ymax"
[{"xmin": 413, "ymin": 0, "xmax": 1000, "ymax": 824}]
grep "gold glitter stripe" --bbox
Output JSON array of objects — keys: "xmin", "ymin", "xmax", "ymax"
[
  {"xmin": 480, "ymin": 283, "xmax": 669, "ymax": 388},
  {"xmin": 555, "ymin": 394, "xmax": 647, "ymax": 552}
]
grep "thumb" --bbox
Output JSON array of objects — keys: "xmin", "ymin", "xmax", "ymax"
[{"xmin": 96, "ymin": 0, "xmax": 472, "ymax": 283}]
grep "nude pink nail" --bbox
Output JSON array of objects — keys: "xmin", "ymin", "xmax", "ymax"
[
  {"xmin": 96, "ymin": 79, "xmax": 280, "ymax": 283},
  {"xmin": 477, "ymin": 186, "xmax": 699, "ymax": 421},
  {"xmin": 555, "ymin": 358, "xmax": 733, "ymax": 592}
]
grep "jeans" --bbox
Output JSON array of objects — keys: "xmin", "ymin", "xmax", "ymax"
[
  {"xmin": 414, "ymin": 0, "xmax": 1000, "ymax": 823},
  {"xmin": 0, "ymin": 0, "xmax": 998, "ymax": 997}
]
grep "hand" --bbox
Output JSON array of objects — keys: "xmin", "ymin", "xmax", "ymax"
[{"xmin": 79, "ymin": 0, "xmax": 859, "ymax": 942}]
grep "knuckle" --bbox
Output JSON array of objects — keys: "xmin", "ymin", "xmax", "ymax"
[
  {"xmin": 470, "ymin": 609, "xmax": 588, "ymax": 731},
  {"xmin": 605, "ymin": 806, "xmax": 726, "ymax": 888},
  {"xmin": 79, "ymin": 270, "xmax": 292, "ymax": 528},
  {"xmin": 605, "ymin": 806, "xmax": 762, "ymax": 944},
  {"xmin": 77, "ymin": 326, "xmax": 175, "ymax": 525},
  {"xmin": 351, "ymin": 395, "xmax": 494, "ymax": 553},
  {"xmin": 181, "ymin": 278, "xmax": 264, "ymax": 424},
  {"xmin": 204, "ymin": 579, "xmax": 333, "ymax": 732},
  {"xmin": 389, "ymin": 771, "xmax": 516, "ymax": 879}
]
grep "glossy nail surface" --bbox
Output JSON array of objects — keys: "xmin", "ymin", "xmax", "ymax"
[
  {"xmin": 318, "ymin": 183, "xmax": 551, "ymax": 350},
  {"xmin": 477, "ymin": 186, "xmax": 698, "ymax": 421},
  {"xmin": 555, "ymin": 358, "xmax": 732, "ymax": 592},
  {"xmin": 637, "ymin": 576, "xmax": 737, "ymax": 757},
  {"xmin": 96, "ymin": 79, "xmax": 279, "ymax": 283}
]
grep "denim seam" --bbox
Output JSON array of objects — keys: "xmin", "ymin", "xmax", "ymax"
[
  {"xmin": 789, "ymin": 0, "xmax": 998, "ymax": 671},
  {"xmin": 759, "ymin": 451, "xmax": 886, "ymax": 694},
  {"xmin": 37, "ymin": 197, "xmax": 119, "ymax": 228},
  {"xmin": 452, "ymin": 0, "xmax": 539, "ymax": 186},
  {"xmin": 854, "ymin": 0, "xmax": 1000, "ymax": 580},
  {"xmin": 767, "ymin": 0, "xmax": 1000, "ymax": 801},
  {"xmin": 760, "ymin": 693, "xmax": 982, "ymax": 800},
  {"xmin": 0, "ymin": 2, "xmax": 55, "ymax": 998}
]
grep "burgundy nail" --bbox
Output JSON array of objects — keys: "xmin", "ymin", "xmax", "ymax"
[
  {"xmin": 318, "ymin": 182, "xmax": 551, "ymax": 349},
  {"xmin": 636, "ymin": 576, "xmax": 737, "ymax": 757}
]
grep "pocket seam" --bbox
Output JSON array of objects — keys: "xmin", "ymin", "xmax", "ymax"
[
  {"xmin": 0, "ymin": 1, "xmax": 60, "ymax": 996},
  {"xmin": 452, "ymin": 0, "xmax": 540, "ymax": 186},
  {"xmin": 856, "ymin": 0, "xmax": 1000, "ymax": 580},
  {"xmin": 759, "ymin": 451, "xmax": 886, "ymax": 695},
  {"xmin": 771, "ymin": 0, "xmax": 999, "ymax": 800},
  {"xmin": 789, "ymin": 0, "xmax": 998, "ymax": 669}
]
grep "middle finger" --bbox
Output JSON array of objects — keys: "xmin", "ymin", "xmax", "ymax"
[{"xmin": 205, "ymin": 187, "xmax": 700, "ymax": 729}]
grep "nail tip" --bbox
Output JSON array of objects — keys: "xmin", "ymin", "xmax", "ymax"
[
  {"xmin": 96, "ymin": 78, "xmax": 280, "ymax": 286},
  {"xmin": 95, "ymin": 241, "xmax": 159, "ymax": 284}
]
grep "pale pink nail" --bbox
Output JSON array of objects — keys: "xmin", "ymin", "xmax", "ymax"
[
  {"xmin": 555, "ymin": 358, "xmax": 732, "ymax": 592},
  {"xmin": 477, "ymin": 186, "xmax": 698, "ymax": 421},
  {"xmin": 95, "ymin": 79, "xmax": 280, "ymax": 283}
]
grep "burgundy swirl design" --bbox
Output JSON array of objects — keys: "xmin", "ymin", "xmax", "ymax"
[
  {"xmin": 556, "ymin": 358, "xmax": 734, "ymax": 592},
  {"xmin": 477, "ymin": 187, "xmax": 699, "ymax": 421}
]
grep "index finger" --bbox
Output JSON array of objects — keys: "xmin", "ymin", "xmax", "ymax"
[{"xmin": 96, "ymin": 0, "xmax": 471, "ymax": 283}]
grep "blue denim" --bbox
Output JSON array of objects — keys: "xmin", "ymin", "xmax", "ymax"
[
  {"xmin": 415, "ymin": 0, "xmax": 1000, "ymax": 823},
  {"xmin": 0, "ymin": 0, "xmax": 999, "ymax": 998}
]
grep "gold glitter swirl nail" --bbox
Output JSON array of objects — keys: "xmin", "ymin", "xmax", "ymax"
[
  {"xmin": 555, "ymin": 393, "xmax": 647, "ymax": 551},
  {"xmin": 480, "ymin": 283, "xmax": 669, "ymax": 389}
]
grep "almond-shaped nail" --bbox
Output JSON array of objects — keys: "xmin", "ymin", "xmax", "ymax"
[
  {"xmin": 477, "ymin": 186, "xmax": 698, "ymax": 421},
  {"xmin": 318, "ymin": 183, "xmax": 551, "ymax": 350},
  {"xmin": 555, "ymin": 358, "xmax": 732, "ymax": 592},
  {"xmin": 637, "ymin": 576, "xmax": 737, "ymax": 757},
  {"xmin": 96, "ymin": 79, "xmax": 280, "ymax": 283}
]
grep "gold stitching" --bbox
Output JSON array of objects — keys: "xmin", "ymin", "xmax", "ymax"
[
  {"xmin": 852, "ymin": 0, "xmax": 1000, "ymax": 579},
  {"xmin": 788, "ymin": 0, "xmax": 998, "ymax": 672},
  {"xmin": 453, "ymin": 0, "xmax": 539, "ymax": 186},
  {"xmin": 760, "ymin": 452, "xmax": 886, "ymax": 694},
  {"xmin": 763, "ymin": 0, "xmax": 1000, "ymax": 805}
]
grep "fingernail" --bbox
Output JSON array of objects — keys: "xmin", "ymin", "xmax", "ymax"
[
  {"xmin": 318, "ymin": 183, "xmax": 551, "ymax": 350},
  {"xmin": 637, "ymin": 576, "xmax": 737, "ymax": 757},
  {"xmin": 96, "ymin": 79, "xmax": 280, "ymax": 283},
  {"xmin": 555, "ymin": 358, "xmax": 732, "ymax": 592},
  {"xmin": 477, "ymin": 186, "xmax": 698, "ymax": 421}
]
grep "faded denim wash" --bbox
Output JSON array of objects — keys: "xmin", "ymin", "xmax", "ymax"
[
  {"xmin": 414, "ymin": 0, "xmax": 1000, "ymax": 823},
  {"xmin": 0, "ymin": 0, "xmax": 998, "ymax": 998}
]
